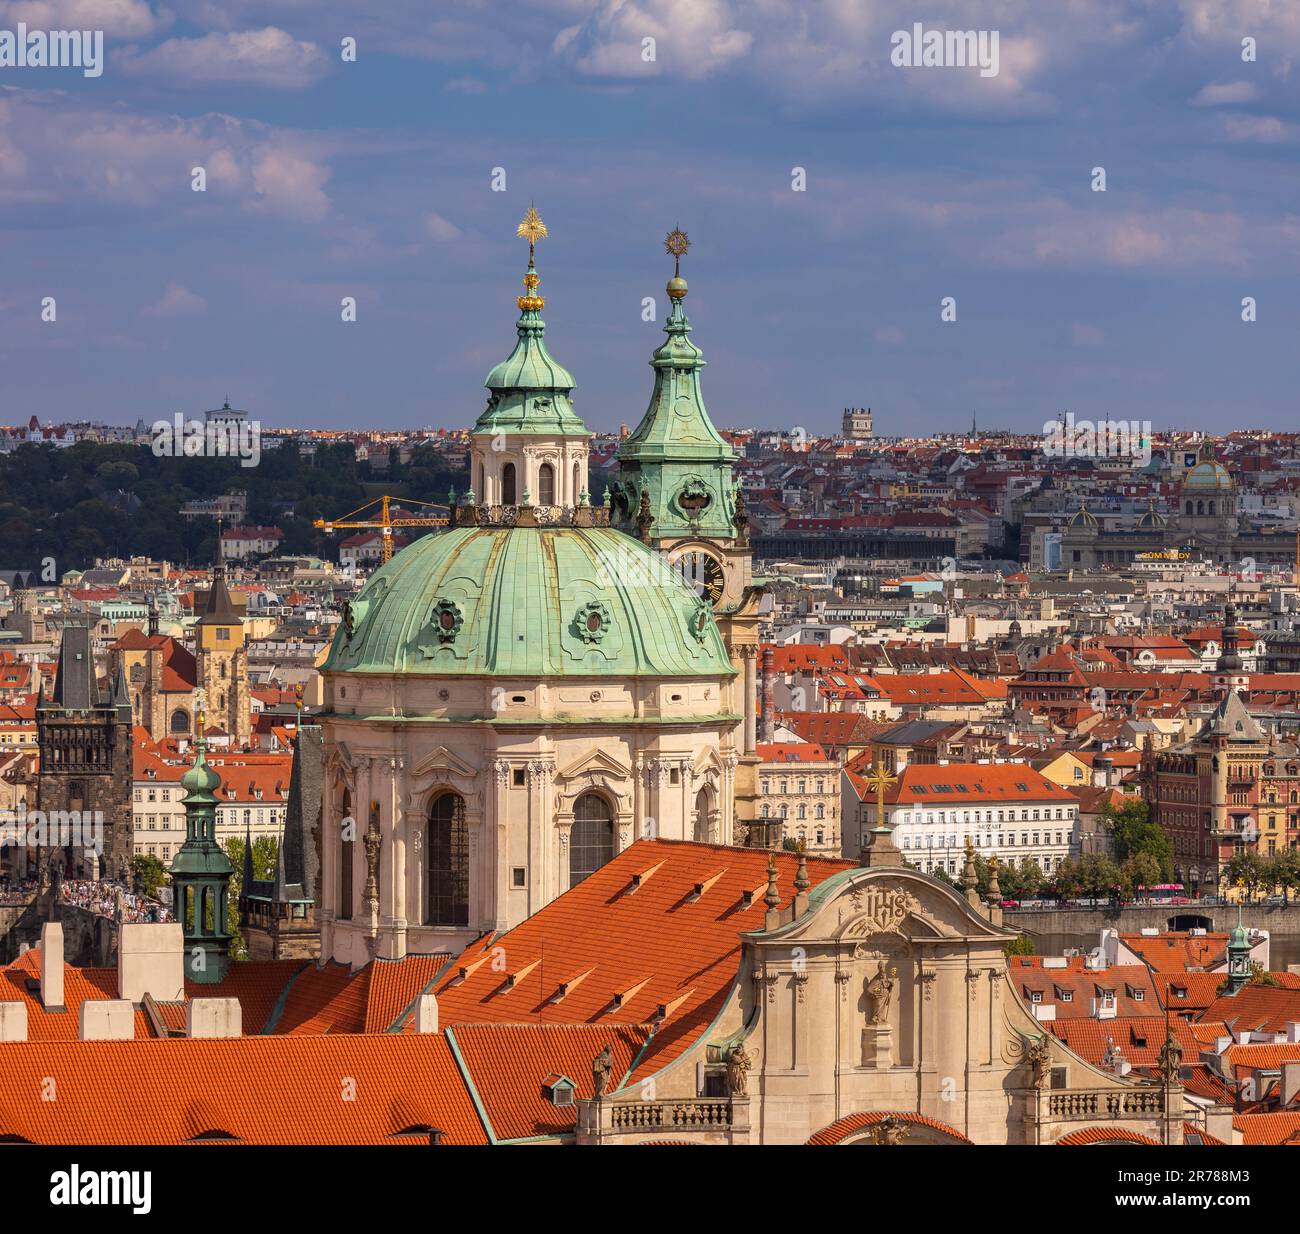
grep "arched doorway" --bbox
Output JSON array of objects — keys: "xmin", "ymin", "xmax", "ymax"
[
  {"xmin": 338, "ymin": 787, "xmax": 354, "ymax": 920},
  {"xmin": 428, "ymin": 791, "xmax": 469, "ymax": 926},
  {"xmin": 502, "ymin": 463, "xmax": 517, "ymax": 506},
  {"xmin": 693, "ymin": 788, "xmax": 712, "ymax": 842},
  {"xmin": 570, "ymin": 792, "xmax": 614, "ymax": 888}
]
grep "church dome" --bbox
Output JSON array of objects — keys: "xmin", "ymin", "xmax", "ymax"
[
  {"xmin": 1182, "ymin": 443, "xmax": 1234, "ymax": 492},
  {"xmin": 324, "ymin": 523, "xmax": 734, "ymax": 679},
  {"xmin": 1068, "ymin": 502, "xmax": 1098, "ymax": 528}
]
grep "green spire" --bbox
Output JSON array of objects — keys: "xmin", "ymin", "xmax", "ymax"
[
  {"xmin": 614, "ymin": 228, "xmax": 737, "ymax": 541},
  {"xmin": 474, "ymin": 205, "xmax": 588, "ymax": 439},
  {"xmin": 1226, "ymin": 902, "xmax": 1252, "ymax": 994},
  {"xmin": 170, "ymin": 716, "xmax": 234, "ymax": 983}
]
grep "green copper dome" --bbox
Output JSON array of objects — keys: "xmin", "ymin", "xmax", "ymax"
[
  {"xmin": 180, "ymin": 745, "xmax": 222, "ymax": 802},
  {"xmin": 324, "ymin": 525, "xmax": 735, "ymax": 679}
]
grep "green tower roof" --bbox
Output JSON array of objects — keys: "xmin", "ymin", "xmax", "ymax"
[
  {"xmin": 474, "ymin": 206, "xmax": 588, "ymax": 439},
  {"xmin": 323, "ymin": 524, "xmax": 735, "ymax": 680},
  {"xmin": 612, "ymin": 231, "xmax": 737, "ymax": 542}
]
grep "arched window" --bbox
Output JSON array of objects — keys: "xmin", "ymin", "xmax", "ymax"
[
  {"xmin": 502, "ymin": 463, "xmax": 517, "ymax": 506},
  {"xmin": 1197, "ymin": 500, "xmax": 1204, "ymax": 516},
  {"xmin": 694, "ymin": 788, "xmax": 710, "ymax": 842},
  {"xmin": 538, "ymin": 463, "xmax": 555, "ymax": 506},
  {"xmin": 1208, "ymin": 500, "xmax": 1215, "ymax": 516},
  {"xmin": 573, "ymin": 461, "xmax": 581, "ymax": 500},
  {"xmin": 339, "ymin": 788, "xmax": 354, "ymax": 921},
  {"xmin": 570, "ymin": 792, "xmax": 614, "ymax": 887},
  {"xmin": 428, "ymin": 792, "xmax": 469, "ymax": 926},
  {"xmin": 170, "ymin": 708, "xmax": 189, "ymax": 734}
]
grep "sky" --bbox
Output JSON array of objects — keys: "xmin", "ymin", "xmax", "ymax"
[{"xmin": 0, "ymin": 0, "xmax": 1298, "ymax": 437}]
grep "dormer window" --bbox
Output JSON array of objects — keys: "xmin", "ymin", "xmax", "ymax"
[{"xmin": 540, "ymin": 1074, "xmax": 576, "ymax": 1107}]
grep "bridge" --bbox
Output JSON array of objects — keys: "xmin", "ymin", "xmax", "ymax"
[{"xmin": 1006, "ymin": 901, "xmax": 1300, "ymax": 939}]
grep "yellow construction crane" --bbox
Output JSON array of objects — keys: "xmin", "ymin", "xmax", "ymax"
[{"xmin": 314, "ymin": 495, "xmax": 449, "ymax": 564}]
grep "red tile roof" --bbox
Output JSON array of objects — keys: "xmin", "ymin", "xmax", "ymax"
[
  {"xmin": 0, "ymin": 1034, "xmax": 488, "ymax": 1145},
  {"xmin": 1056, "ymin": 1126, "xmax": 1160, "ymax": 1145},
  {"xmin": 433, "ymin": 839, "xmax": 856, "ymax": 1083}
]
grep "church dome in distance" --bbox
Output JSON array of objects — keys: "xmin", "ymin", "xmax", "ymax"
[
  {"xmin": 1068, "ymin": 501, "xmax": 1098, "ymax": 528},
  {"xmin": 1182, "ymin": 441, "xmax": 1234, "ymax": 492},
  {"xmin": 324, "ymin": 523, "xmax": 734, "ymax": 680}
]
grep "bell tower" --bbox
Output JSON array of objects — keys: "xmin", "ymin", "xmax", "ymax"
[
  {"xmin": 613, "ymin": 229, "xmax": 765, "ymax": 841},
  {"xmin": 195, "ymin": 557, "xmax": 250, "ymax": 744}
]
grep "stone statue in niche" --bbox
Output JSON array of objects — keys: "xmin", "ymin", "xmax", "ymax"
[{"xmin": 865, "ymin": 959, "xmax": 896, "ymax": 1024}]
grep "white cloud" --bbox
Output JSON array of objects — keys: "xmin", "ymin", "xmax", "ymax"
[
  {"xmin": 425, "ymin": 212, "xmax": 461, "ymax": 242},
  {"xmin": 873, "ymin": 325, "xmax": 905, "ymax": 346},
  {"xmin": 444, "ymin": 76, "xmax": 486, "ymax": 94},
  {"xmin": 1220, "ymin": 114, "xmax": 1292, "ymax": 144},
  {"xmin": 142, "ymin": 282, "xmax": 206, "ymax": 317},
  {"xmin": 119, "ymin": 27, "xmax": 328, "ymax": 88},
  {"xmin": 0, "ymin": 90, "xmax": 334, "ymax": 222},
  {"xmin": 554, "ymin": 0, "xmax": 752, "ymax": 80},
  {"xmin": 1189, "ymin": 80, "xmax": 1258, "ymax": 106},
  {"xmin": 1071, "ymin": 323, "xmax": 1104, "ymax": 346},
  {"xmin": 250, "ymin": 145, "xmax": 331, "ymax": 221},
  {"xmin": 0, "ymin": 0, "xmax": 165, "ymax": 38}
]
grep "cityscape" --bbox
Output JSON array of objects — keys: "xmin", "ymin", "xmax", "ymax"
[{"xmin": 1, "ymin": 0, "xmax": 1296, "ymax": 1210}]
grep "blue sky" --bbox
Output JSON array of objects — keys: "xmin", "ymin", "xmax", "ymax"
[{"xmin": 1, "ymin": 0, "xmax": 1297, "ymax": 436}]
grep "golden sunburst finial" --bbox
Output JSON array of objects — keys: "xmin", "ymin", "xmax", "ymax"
[
  {"xmin": 665, "ymin": 226, "xmax": 690, "ymax": 299},
  {"xmin": 517, "ymin": 204, "xmax": 548, "ymax": 250},
  {"xmin": 515, "ymin": 204, "xmax": 548, "ymax": 311}
]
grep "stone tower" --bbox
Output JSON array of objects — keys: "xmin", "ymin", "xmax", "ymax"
[
  {"xmin": 170, "ymin": 725, "xmax": 234, "ymax": 983},
  {"xmin": 240, "ymin": 725, "xmax": 322, "ymax": 960},
  {"xmin": 195, "ymin": 558, "xmax": 250, "ymax": 744},
  {"xmin": 35, "ymin": 622, "xmax": 134, "ymax": 883},
  {"xmin": 613, "ymin": 229, "xmax": 764, "ymax": 842}
]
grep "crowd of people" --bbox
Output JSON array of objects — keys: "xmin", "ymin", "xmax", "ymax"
[
  {"xmin": 0, "ymin": 875, "xmax": 37, "ymax": 905},
  {"xmin": 59, "ymin": 879, "xmax": 173, "ymax": 924}
]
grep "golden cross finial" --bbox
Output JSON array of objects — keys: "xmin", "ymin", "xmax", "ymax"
[
  {"xmin": 863, "ymin": 761, "xmax": 897, "ymax": 830},
  {"xmin": 193, "ymin": 687, "xmax": 207, "ymax": 734}
]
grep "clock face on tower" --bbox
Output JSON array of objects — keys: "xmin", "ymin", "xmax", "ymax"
[{"xmin": 677, "ymin": 551, "xmax": 725, "ymax": 608}]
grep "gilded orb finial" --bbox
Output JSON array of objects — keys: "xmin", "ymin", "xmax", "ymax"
[
  {"xmin": 665, "ymin": 226, "xmax": 690, "ymax": 300},
  {"xmin": 516, "ymin": 203, "xmax": 548, "ymax": 311}
]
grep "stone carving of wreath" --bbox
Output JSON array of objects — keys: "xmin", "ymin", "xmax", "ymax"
[
  {"xmin": 688, "ymin": 598, "xmax": 712, "ymax": 644},
  {"xmin": 431, "ymin": 598, "xmax": 463, "ymax": 644},
  {"xmin": 574, "ymin": 599, "xmax": 612, "ymax": 644}
]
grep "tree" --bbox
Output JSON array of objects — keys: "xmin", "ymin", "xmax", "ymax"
[
  {"xmin": 1077, "ymin": 853, "xmax": 1122, "ymax": 901},
  {"xmin": 1004, "ymin": 934, "xmax": 1035, "ymax": 958},
  {"xmin": 221, "ymin": 835, "xmax": 278, "ymax": 960},
  {"xmin": 1272, "ymin": 848, "xmax": 1300, "ymax": 905},
  {"xmin": 1048, "ymin": 858, "xmax": 1083, "ymax": 900},
  {"xmin": 132, "ymin": 854, "xmax": 167, "ymax": 899},
  {"xmin": 1122, "ymin": 852, "xmax": 1161, "ymax": 901},
  {"xmin": 1225, "ymin": 849, "xmax": 1268, "ymax": 903},
  {"xmin": 1100, "ymin": 797, "xmax": 1173, "ymax": 880}
]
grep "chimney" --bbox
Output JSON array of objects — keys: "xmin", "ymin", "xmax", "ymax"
[
  {"xmin": 416, "ymin": 993, "xmax": 439, "ymax": 1034},
  {"xmin": 39, "ymin": 921, "xmax": 64, "ymax": 1011},
  {"xmin": 1288, "ymin": 1021, "xmax": 1300, "ymax": 1044},
  {"xmin": 1283, "ymin": 1061, "xmax": 1300, "ymax": 1108},
  {"xmin": 1092, "ymin": 755, "xmax": 1113, "ymax": 788},
  {"xmin": 118, "ymin": 923, "xmax": 184, "ymax": 1002},
  {"xmin": 759, "ymin": 647, "xmax": 775, "ymax": 742},
  {"xmin": 79, "ymin": 999, "xmax": 135, "ymax": 1041},
  {"xmin": 186, "ymin": 997, "xmax": 242, "ymax": 1038},
  {"xmin": 1204, "ymin": 1104, "xmax": 1236, "ymax": 1144},
  {"xmin": 0, "ymin": 1001, "xmax": 28, "ymax": 1041}
]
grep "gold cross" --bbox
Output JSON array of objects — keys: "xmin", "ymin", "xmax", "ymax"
[{"xmin": 863, "ymin": 761, "xmax": 897, "ymax": 830}]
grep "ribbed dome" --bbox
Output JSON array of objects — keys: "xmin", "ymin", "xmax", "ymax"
[
  {"xmin": 1182, "ymin": 443, "xmax": 1234, "ymax": 492},
  {"xmin": 1068, "ymin": 503, "xmax": 1098, "ymax": 528},
  {"xmin": 324, "ymin": 525, "xmax": 734, "ymax": 679}
]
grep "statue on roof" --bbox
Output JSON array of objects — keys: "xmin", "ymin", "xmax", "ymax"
[
  {"xmin": 1157, "ymin": 1028, "xmax": 1183, "ymax": 1084},
  {"xmin": 871, "ymin": 1115, "xmax": 910, "ymax": 1145},
  {"xmin": 592, "ymin": 1044, "xmax": 614, "ymax": 1098},
  {"xmin": 726, "ymin": 1044, "xmax": 751, "ymax": 1097}
]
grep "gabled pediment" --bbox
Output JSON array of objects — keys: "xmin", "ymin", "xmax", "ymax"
[
  {"xmin": 692, "ymin": 746, "xmax": 725, "ymax": 776},
  {"xmin": 558, "ymin": 745, "xmax": 632, "ymax": 782},
  {"xmin": 412, "ymin": 745, "xmax": 479, "ymax": 780}
]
